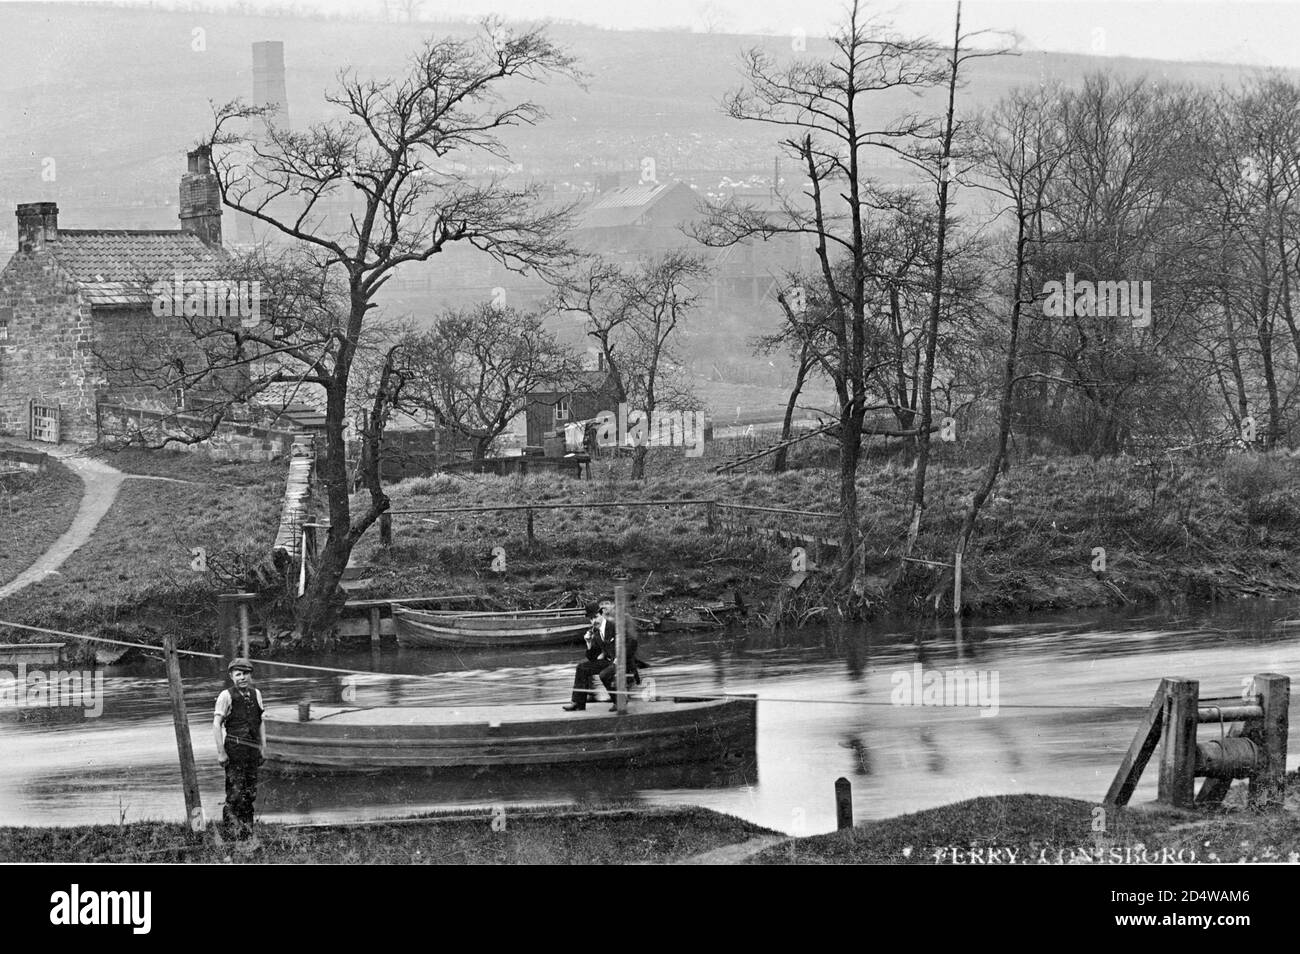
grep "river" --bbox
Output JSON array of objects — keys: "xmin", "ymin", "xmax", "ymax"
[{"xmin": 2, "ymin": 597, "xmax": 1298, "ymax": 836}]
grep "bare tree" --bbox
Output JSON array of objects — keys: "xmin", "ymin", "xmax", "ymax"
[
  {"xmin": 953, "ymin": 86, "xmax": 1065, "ymax": 573},
  {"xmin": 403, "ymin": 304, "xmax": 582, "ymax": 459},
  {"xmin": 695, "ymin": 0, "xmax": 974, "ymax": 598},
  {"xmin": 553, "ymin": 251, "xmax": 708, "ymax": 479},
  {"xmin": 182, "ymin": 20, "xmax": 579, "ymax": 636}
]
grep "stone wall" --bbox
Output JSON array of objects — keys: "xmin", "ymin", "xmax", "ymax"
[
  {"xmin": 97, "ymin": 403, "xmax": 303, "ymax": 461},
  {"xmin": 0, "ymin": 447, "xmax": 48, "ymax": 473},
  {"xmin": 0, "ymin": 251, "xmax": 98, "ymax": 442}
]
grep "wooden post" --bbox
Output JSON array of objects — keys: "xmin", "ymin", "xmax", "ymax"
[
  {"xmin": 237, "ymin": 602, "xmax": 251, "ymax": 659},
  {"xmin": 1157, "ymin": 677, "xmax": 1198, "ymax": 809},
  {"xmin": 163, "ymin": 635, "xmax": 204, "ymax": 834},
  {"xmin": 298, "ymin": 525, "xmax": 310, "ymax": 598},
  {"xmin": 614, "ymin": 583, "xmax": 628, "ymax": 714},
  {"xmin": 379, "ymin": 512, "xmax": 392, "ymax": 547},
  {"xmin": 952, "ymin": 548, "xmax": 963, "ymax": 617},
  {"xmin": 1248, "ymin": 672, "xmax": 1289, "ymax": 809},
  {"xmin": 705, "ymin": 501, "xmax": 716, "ymax": 532},
  {"xmin": 835, "ymin": 777, "xmax": 853, "ymax": 830},
  {"xmin": 526, "ymin": 508, "xmax": 535, "ymax": 545},
  {"xmin": 369, "ymin": 606, "xmax": 382, "ymax": 647},
  {"xmin": 1105, "ymin": 684, "xmax": 1166, "ymax": 807},
  {"xmin": 215, "ymin": 596, "xmax": 238, "ymax": 666}
]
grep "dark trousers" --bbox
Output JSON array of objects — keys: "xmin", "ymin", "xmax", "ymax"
[
  {"xmin": 570, "ymin": 659, "xmax": 607, "ymax": 708},
  {"xmin": 600, "ymin": 638, "xmax": 640, "ymax": 708},
  {"xmin": 223, "ymin": 740, "xmax": 260, "ymax": 830}
]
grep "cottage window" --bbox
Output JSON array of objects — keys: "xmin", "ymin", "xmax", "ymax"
[{"xmin": 555, "ymin": 397, "xmax": 571, "ymax": 422}]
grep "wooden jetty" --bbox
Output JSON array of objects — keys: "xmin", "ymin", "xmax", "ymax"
[
  {"xmin": 262, "ymin": 695, "xmax": 758, "ymax": 772},
  {"xmin": 393, "ymin": 606, "xmax": 591, "ymax": 648}
]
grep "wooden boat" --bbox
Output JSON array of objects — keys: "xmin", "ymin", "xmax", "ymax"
[
  {"xmin": 262, "ymin": 695, "xmax": 757, "ymax": 772},
  {"xmin": 393, "ymin": 606, "xmax": 590, "ymax": 648},
  {"xmin": 0, "ymin": 642, "xmax": 65, "ymax": 667}
]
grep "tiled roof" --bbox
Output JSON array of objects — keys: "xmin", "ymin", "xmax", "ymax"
[{"xmin": 48, "ymin": 230, "xmax": 231, "ymax": 306}]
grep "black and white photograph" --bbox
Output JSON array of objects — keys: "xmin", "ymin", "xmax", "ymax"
[{"xmin": 0, "ymin": 0, "xmax": 1293, "ymax": 907}]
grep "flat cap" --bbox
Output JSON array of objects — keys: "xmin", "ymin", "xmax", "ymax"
[{"xmin": 227, "ymin": 657, "xmax": 253, "ymax": 673}]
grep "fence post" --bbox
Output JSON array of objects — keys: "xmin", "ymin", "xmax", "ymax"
[
  {"xmin": 1157, "ymin": 677, "xmax": 1198, "ymax": 809},
  {"xmin": 705, "ymin": 501, "xmax": 716, "ymax": 532},
  {"xmin": 163, "ymin": 635, "xmax": 204, "ymax": 834},
  {"xmin": 835, "ymin": 777, "xmax": 853, "ymax": 830},
  {"xmin": 1249, "ymin": 673, "xmax": 1289, "ymax": 809},
  {"xmin": 379, "ymin": 512, "xmax": 392, "ymax": 548},
  {"xmin": 526, "ymin": 508, "xmax": 535, "ymax": 545}
]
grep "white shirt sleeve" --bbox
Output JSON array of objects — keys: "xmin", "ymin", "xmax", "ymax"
[{"xmin": 214, "ymin": 689, "xmax": 232, "ymax": 720}]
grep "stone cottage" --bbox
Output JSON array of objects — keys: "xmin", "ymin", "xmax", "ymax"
[{"xmin": 0, "ymin": 147, "xmax": 246, "ymax": 444}]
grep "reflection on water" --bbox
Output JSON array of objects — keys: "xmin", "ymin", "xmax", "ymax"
[{"xmin": 1, "ymin": 598, "xmax": 1298, "ymax": 835}]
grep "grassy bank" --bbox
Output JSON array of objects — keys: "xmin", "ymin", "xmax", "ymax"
[
  {"xmin": 749, "ymin": 783, "xmax": 1300, "ymax": 864},
  {"xmin": 4, "ymin": 789, "xmax": 1296, "ymax": 863},
  {"xmin": 0, "ymin": 806, "xmax": 775, "ymax": 864},
  {"xmin": 348, "ymin": 449, "xmax": 1300, "ymax": 625},
  {"xmin": 0, "ymin": 457, "xmax": 80, "ymax": 587},
  {"xmin": 0, "ymin": 450, "xmax": 284, "ymax": 658},
  {"xmin": 3, "ymin": 442, "xmax": 1298, "ymax": 654}
]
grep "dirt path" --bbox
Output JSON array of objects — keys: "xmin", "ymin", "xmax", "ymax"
[
  {"xmin": 675, "ymin": 835, "xmax": 789, "ymax": 865},
  {"xmin": 0, "ymin": 444, "xmax": 125, "ymax": 601}
]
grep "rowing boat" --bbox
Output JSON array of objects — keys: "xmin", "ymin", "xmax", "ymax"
[
  {"xmin": 393, "ymin": 606, "xmax": 590, "ymax": 648},
  {"xmin": 262, "ymin": 695, "xmax": 758, "ymax": 772}
]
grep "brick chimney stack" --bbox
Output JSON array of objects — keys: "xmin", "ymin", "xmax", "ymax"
[
  {"xmin": 178, "ymin": 146, "xmax": 222, "ymax": 247},
  {"xmin": 16, "ymin": 202, "xmax": 58, "ymax": 252}
]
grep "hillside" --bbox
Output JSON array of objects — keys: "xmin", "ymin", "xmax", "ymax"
[{"xmin": 0, "ymin": 2, "xmax": 1279, "ymax": 232}]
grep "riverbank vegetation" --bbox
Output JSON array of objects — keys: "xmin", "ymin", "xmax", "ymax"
[
  {"xmin": 2, "ymin": 444, "xmax": 1299, "ymax": 654},
  {"xmin": 347, "ymin": 446, "xmax": 1300, "ymax": 627}
]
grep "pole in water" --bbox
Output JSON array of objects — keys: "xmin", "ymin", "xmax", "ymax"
[
  {"xmin": 835, "ymin": 777, "xmax": 853, "ymax": 830},
  {"xmin": 163, "ymin": 635, "xmax": 204, "ymax": 835},
  {"xmin": 611, "ymin": 587, "xmax": 626, "ymax": 712}
]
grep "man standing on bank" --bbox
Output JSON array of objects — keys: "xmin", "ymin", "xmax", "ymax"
[{"xmin": 213, "ymin": 658, "xmax": 265, "ymax": 834}]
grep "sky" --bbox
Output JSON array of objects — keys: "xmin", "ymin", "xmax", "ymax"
[{"xmin": 7, "ymin": 0, "xmax": 1300, "ymax": 68}]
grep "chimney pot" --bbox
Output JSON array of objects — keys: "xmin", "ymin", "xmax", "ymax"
[{"xmin": 15, "ymin": 202, "xmax": 58, "ymax": 252}]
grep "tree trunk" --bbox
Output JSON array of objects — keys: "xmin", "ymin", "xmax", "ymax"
[
  {"xmin": 773, "ymin": 344, "xmax": 811, "ymax": 473},
  {"xmin": 957, "ymin": 205, "xmax": 1029, "ymax": 575},
  {"xmin": 837, "ymin": 401, "xmax": 866, "ymax": 590},
  {"xmin": 903, "ymin": 5, "xmax": 962, "ymax": 562},
  {"xmin": 631, "ymin": 442, "xmax": 648, "ymax": 480},
  {"xmin": 292, "ymin": 329, "xmax": 393, "ymax": 640}
]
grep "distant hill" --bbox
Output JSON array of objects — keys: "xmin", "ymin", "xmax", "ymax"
[
  {"xmin": 0, "ymin": 3, "xmax": 1288, "ymax": 394},
  {"xmin": 0, "ymin": 1, "xmax": 1280, "ymax": 236}
]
